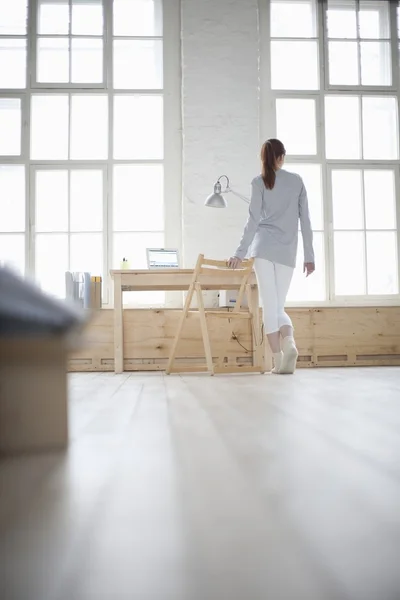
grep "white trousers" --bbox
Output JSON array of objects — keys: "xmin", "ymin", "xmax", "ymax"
[{"xmin": 254, "ymin": 258, "xmax": 294, "ymax": 335}]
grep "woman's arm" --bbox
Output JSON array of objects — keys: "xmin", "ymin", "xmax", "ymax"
[
  {"xmin": 299, "ymin": 180, "xmax": 315, "ymax": 265},
  {"xmin": 233, "ymin": 178, "xmax": 264, "ymax": 260}
]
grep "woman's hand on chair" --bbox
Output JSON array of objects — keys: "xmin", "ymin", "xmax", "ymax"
[
  {"xmin": 227, "ymin": 256, "xmax": 242, "ymax": 269},
  {"xmin": 304, "ymin": 262, "xmax": 315, "ymax": 277}
]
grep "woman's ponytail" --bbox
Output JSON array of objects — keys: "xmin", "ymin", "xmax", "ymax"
[{"xmin": 261, "ymin": 138, "xmax": 286, "ymax": 190}]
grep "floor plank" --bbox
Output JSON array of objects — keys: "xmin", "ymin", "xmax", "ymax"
[{"xmin": 1, "ymin": 369, "xmax": 400, "ymax": 600}]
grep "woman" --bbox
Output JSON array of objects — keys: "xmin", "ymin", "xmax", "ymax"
[{"xmin": 228, "ymin": 139, "xmax": 315, "ymax": 374}]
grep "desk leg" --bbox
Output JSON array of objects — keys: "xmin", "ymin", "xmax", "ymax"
[
  {"xmin": 114, "ymin": 274, "xmax": 124, "ymax": 374},
  {"xmin": 248, "ymin": 285, "xmax": 265, "ymax": 373},
  {"xmin": 250, "ymin": 286, "xmax": 272, "ymax": 373},
  {"xmin": 264, "ymin": 330, "xmax": 273, "ymax": 373}
]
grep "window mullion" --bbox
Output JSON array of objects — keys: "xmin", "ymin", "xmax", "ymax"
[
  {"xmin": 67, "ymin": 167, "xmax": 71, "ymax": 271},
  {"xmin": 321, "ymin": 0, "xmax": 329, "ymax": 92},
  {"xmin": 395, "ymin": 165, "xmax": 400, "ymax": 294},
  {"xmin": 28, "ymin": 165, "xmax": 36, "ymax": 278},
  {"xmin": 68, "ymin": 93, "xmax": 72, "ymax": 159},
  {"xmin": 361, "ymin": 168, "xmax": 368, "ymax": 295},
  {"xmin": 105, "ymin": 0, "xmax": 113, "ymax": 304},
  {"xmin": 358, "ymin": 92, "xmax": 363, "ymax": 158},
  {"xmin": 391, "ymin": 3, "xmax": 400, "ymax": 93},
  {"xmin": 22, "ymin": 93, "xmax": 30, "ymax": 277},
  {"xmin": 319, "ymin": 0, "xmax": 334, "ymax": 301},
  {"xmin": 356, "ymin": 0, "xmax": 362, "ymax": 87},
  {"xmin": 69, "ymin": 0, "xmax": 72, "ymax": 83},
  {"xmin": 26, "ymin": 2, "xmax": 36, "ymax": 276},
  {"xmin": 28, "ymin": 0, "xmax": 36, "ymax": 89},
  {"xmin": 325, "ymin": 164, "xmax": 336, "ymax": 301}
]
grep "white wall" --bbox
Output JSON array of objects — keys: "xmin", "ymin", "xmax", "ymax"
[{"xmin": 181, "ymin": 0, "xmax": 260, "ymax": 268}]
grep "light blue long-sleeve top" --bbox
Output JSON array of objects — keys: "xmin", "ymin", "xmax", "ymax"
[{"xmin": 234, "ymin": 169, "xmax": 314, "ymax": 268}]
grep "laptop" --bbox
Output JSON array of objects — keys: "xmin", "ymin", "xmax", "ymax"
[{"xmin": 146, "ymin": 248, "xmax": 180, "ymax": 269}]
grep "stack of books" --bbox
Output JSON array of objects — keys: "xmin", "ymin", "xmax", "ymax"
[{"xmin": 65, "ymin": 272, "xmax": 102, "ymax": 310}]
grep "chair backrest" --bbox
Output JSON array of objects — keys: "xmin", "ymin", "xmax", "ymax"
[{"xmin": 193, "ymin": 254, "xmax": 254, "ymax": 311}]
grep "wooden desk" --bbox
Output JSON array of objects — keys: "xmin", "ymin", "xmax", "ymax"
[{"xmin": 110, "ymin": 269, "xmax": 266, "ymax": 374}]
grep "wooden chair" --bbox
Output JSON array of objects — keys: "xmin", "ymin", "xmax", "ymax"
[{"xmin": 166, "ymin": 254, "xmax": 265, "ymax": 375}]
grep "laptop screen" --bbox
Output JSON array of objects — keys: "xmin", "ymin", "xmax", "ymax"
[{"xmin": 146, "ymin": 248, "xmax": 179, "ymax": 269}]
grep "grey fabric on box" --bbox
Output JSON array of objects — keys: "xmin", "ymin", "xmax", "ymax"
[{"xmin": 0, "ymin": 267, "xmax": 85, "ymax": 337}]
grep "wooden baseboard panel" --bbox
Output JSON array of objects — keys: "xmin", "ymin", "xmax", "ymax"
[{"xmin": 68, "ymin": 307, "xmax": 400, "ymax": 371}]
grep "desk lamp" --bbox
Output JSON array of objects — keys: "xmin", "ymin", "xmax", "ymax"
[{"xmin": 205, "ymin": 175, "xmax": 250, "ymax": 208}]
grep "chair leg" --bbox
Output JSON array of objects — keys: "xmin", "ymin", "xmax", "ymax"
[
  {"xmin": 195, "ymin": 283, "xmax": 214, "ymax": 375},
  {"xmin": 166, "ymin": 284, "xmax": 195, "ymax": 374}
]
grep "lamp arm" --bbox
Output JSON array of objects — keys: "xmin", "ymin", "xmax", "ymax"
[{"xmin": 226, "ymin": 188, "xmax": 250, "ymax": 204}]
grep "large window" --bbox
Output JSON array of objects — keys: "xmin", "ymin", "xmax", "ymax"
[
  {"xmin": 0, "ymin": 0, "xmax": 166, "ymax": 305},
  {"xmin": 267, "ymin": 0, "xmax": 400, "ymax": 303}
]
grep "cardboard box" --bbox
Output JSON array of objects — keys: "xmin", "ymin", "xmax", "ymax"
[{"xmin": 0, "ymin": 337, "xmax": 69, "ymax": 455}]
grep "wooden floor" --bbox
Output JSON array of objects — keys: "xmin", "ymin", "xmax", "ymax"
[{"xmin": 1, "ymin": 369, "xmax": 400, "ymax": 600}]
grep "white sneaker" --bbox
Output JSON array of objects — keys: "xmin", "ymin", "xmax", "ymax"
[
  {"xmin": 272, "ymin": 351, "xmax": 283, "ymax": 374},
  {"xmin": 280, "ymin": 337, "xmax": 298, "ymax": 374}
]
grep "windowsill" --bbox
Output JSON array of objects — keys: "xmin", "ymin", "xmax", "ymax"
[
  {"xmin": 101, "ymin": 299, "xmax": 400, "ymax": 310},
  {"xmin": 286, "ymin": 298, "xmax": 400, "ymax": 308}
]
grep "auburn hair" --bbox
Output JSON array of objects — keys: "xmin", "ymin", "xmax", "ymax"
[{"xmin": 261, "ymin": 139, "xmax": 286, "ymax": 190}]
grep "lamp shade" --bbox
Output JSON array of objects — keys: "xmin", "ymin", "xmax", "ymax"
[{"xmin": 205, "ymin": 181, "xmax": 227, "ymax": 208}]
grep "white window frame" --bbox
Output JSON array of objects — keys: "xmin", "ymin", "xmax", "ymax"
[
  {"xmin": 324, "ymin": 91, "xmax": 400, "ymax": 164},
  {"xmin": 0, "ymin": 164, "xmax": 27, "ymax": 275},
  {"xmin": 30, "ymin": 90, "xmax": 110, "ymax": 161},
  {"xmin": 274, "ymin": 93, "xmax": 321, "ymax": 159},
  {"xmin": 326, "ymin": 162, "xmax": 400, "ymax": 300},
  {"xmin": 323, "ymin": 0, "xmax": 397, "ymax": 92},
  {"xmin": 29, "ymin": 162, "xmax": 108, "ymax": 289},
  {"xmin": 31, "ymin": 0, "xmax": 107, "ymax": 89},
  {"xmin": 0, "ymin": 94, "xmax": 27, "ymax": 159},
  {"xmin": 0, "ymin": 0, "xmax": 182, "ymax": 306},
  {"xmin": 261, "ymin": 0, "xmax": 400, "ymax": 306}
]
